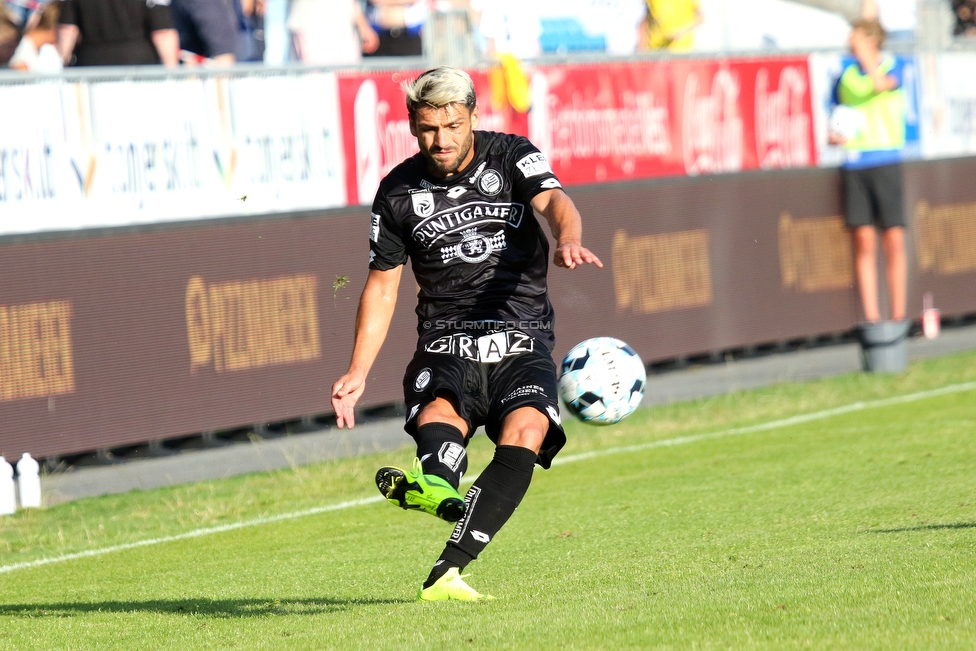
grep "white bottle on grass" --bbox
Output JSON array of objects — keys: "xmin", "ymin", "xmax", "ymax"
[
  {"xmin": 0, "ymin": 457, "xmax": 15, "ymax": 515},
  {"xmin": 16, "ymin": 453, "xmax": 41, "ymax": 509}
]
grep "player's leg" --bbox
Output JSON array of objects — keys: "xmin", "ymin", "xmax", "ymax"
[
  {"xmin": 415, "ymin": 397, "xmax": 470, "ymax": 490},
  {"xmin": 420, "ymin": 406, "xmax": 546, "ymax": 601},
  {"xmin": 420, "ymin": 348, "xmax": 565, "ymax": 600},
  {"xmin": 375, "ymin": 353, "xmax": 474, "ymax": 522},
  {"xmin": 443, "ymin": 405, "xmax": 546, "ymax": 561}
]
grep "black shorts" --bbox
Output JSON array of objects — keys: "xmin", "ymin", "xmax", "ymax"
[
  {"xmin": 173, "ymin": 0, "xmax": 240, "ymax": 58},
  {"xmin": 843, "ymin": 163, "xmax": 905, "ymax": 230},
  {"xmin": 402, "ymin": 333, "xmax": 566, "ymax": 469}
]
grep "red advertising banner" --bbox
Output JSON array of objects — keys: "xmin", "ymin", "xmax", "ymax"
[
  {"xmin": 336, "ymin": 58, "xmax": 816, "ymax": 203},
  {"xmin": 529, "ymin": 57, "xmax": 815, "ymax": 185},
  {"xmin": 747, "ymin": 58, "xmax": 816, "ymax": 171},
  {"xmin": 527, "ymin": 61, "xmax": 684, "ymax": 182},
  {"xmin": 674, "ymin": 56, "xmax": 815, "ymax": 175}
]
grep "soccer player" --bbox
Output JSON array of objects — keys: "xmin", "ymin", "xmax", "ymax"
[{"xmin": 331, "ymin": 67, "xmax": 602, "ymax": 601}]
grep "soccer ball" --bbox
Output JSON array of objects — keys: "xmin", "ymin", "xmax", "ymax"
[
  {"xmin": 828, "ymin": 105, "xmax": 864, "ymax": 141},
  {"xmin": 558, "ymin": 337, "xmax": 646, "ymax": 425}
]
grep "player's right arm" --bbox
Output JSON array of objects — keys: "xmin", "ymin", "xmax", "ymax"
[{"xmin": 331, "ymin": 265, "xmax": 403, "ymax": 429}]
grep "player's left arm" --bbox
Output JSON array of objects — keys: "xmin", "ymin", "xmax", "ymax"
[{"xmin": 531, "ymin": 188, "xmax": 603, "ymax": 270}]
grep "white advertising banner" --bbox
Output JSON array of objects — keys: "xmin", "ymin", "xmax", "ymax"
[
  {"xmin": 0, "ymin": 83, "xmax": 87, "ymax": 234},
  {"xmin": 0, "ymin": 72, "xmax": 345, "ymax": 236},
  {"xmin": 808, "ymin": 52, "xmax": 847, "ymax": 168},
  {"xmin": 86, "ymin": 79, "xmax": 229, "ymax": 226},
  {"xmin": 919, "ymin": 52, "xmax": 976, "ymax": 160},
  {"xmin": 227, "ymin": 73, "xmax": 346, "ymax": 214}
]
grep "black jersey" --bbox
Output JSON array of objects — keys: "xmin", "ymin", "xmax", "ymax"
[{"xmin": 369, "ymin": 131, "xmax": 563, "ymax": 350}]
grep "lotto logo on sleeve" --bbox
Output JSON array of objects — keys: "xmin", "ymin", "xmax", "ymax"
[{"xmin": 516, "ymin": 153, "xmax": 553, "ymax": 178}]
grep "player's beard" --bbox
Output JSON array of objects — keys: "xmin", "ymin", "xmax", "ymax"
[{"xmin": 425, "ymin": 130, "xmax": 475, "ymax": 177}]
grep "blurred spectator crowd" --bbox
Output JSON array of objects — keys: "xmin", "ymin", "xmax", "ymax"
[
  {"xmin": 954, "ymin": 0, "xmax": 976, "ymax": 36},
  {"xmin": 1, "ymin": 0, "xmax": 974, "ymax": 71}
]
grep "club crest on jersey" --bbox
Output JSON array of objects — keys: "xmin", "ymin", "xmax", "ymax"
[
  {"xmin": 441, "ymin": 228, "xmax": 506, "ymax": 264},
  {"xmin": 410, "ymin": 190, "xmax": 435, "ymax": 217},
  {"xmin": 477, "ymin": 170, "xmax": 503, "ymax": 197}
]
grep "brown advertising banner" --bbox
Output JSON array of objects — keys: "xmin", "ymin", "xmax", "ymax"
[
  {"xmin": 549, "ymin": 166, "xmax": 857, "ymax": 363},
  {"xmin": 0, "ymin": 215, "xmax": 419, "ymax": 460},
  {"xmin": 550, "ymin": 158, "xmax": 976, "ymax": 363},
  {"xmin": 1, "ymin": 158, "xmax": 975, "ymax": 461},
  {"xmin": 904, "ymin": 157, "xmax": 976, "ymax": 319}
]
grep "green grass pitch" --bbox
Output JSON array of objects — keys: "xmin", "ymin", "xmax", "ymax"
[{"xmin": 1, "ymin": 350, "xmax": 975, "ymax": 650}]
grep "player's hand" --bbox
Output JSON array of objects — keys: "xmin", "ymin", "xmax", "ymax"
[
  {"xmin": 332, "ymin": 370, "xmax": 367, "ymax": 429},
  {"xmin": 554, "ymin": 242, "xmax": 603, "ymax": 270},
  {"xmin": 827, "ymin": 132, "xmax": 847, "ymax": 146}
]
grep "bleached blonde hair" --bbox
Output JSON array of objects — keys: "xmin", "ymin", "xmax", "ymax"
[{"xmin": 402, "ymin": 67, "xmax": 477, "ymax": 117}]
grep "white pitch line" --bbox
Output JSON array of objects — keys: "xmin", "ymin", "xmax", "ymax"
[
  {"xmin": 2, "ymin": 380, "xmax": 975, "ymax": 577},
  {"xmin": 0, "ymin": 496, "xmax": 383, "ymax": 576},
  {"xmin": 552, "ymin": 379, "xmax": 976, "ymax": 466}
]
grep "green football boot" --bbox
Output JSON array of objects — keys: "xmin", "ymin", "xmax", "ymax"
[
  {"xmin": 418, "ymin": 567, "xmax": 493, "ymax": 602},
  {"xmin": 375, "ymin": 458, "xmax": 466, "ymax": 522}
]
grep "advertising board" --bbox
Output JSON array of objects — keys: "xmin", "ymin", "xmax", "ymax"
[
  {"xmin": 0, "ymin": 73, "xmax": 347, "ymax": 235},
  {"xmin": 527, "ymin": 57, "xmax": 816, "ymax": 185},
  {"xmin": 918, "ymin": 52, "xmax": 976, "ymax": 160},
  {"xmin": 5, "ymin": 158, "xmax": 975, "ymax": 462}
]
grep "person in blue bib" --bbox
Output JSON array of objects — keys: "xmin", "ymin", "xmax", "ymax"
[{"xmin": 829, "ymin": 18, "xmax": 907, "ymax": 324}]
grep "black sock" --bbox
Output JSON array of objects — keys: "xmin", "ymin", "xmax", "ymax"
[
  {"xmin": 423, "ymin": 445, "xmax": 537, "ymax": 588},
  {"xmin": 415, "ymin": 422, "xmax": 467, "ymax": 489},
  {"xmin": 423, "ymin": 558, "xmax": 461, "ymax": 589}
]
